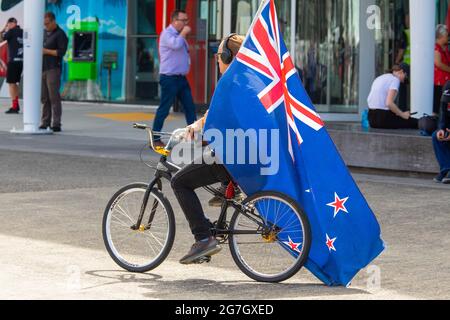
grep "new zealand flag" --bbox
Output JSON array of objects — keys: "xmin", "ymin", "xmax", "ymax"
[{"xmin": 204, "ymin": 0, "xmax": 384, "ymax": 286}]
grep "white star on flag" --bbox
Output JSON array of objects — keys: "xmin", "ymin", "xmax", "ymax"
[
  {"xmin": 282, "ymin": 236, "xmax": 302, "ymax": 253},
  {"xmin": 326, "ymin": 234, "xmax": 337, "ymax": 252},
  {"xmin": 327, "ymin": 192, "xmax": 349, "ymax": 218}
]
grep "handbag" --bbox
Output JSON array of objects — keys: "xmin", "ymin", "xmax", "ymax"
[{"xmin": 418, "ymin": 114, "xmax": 438, "ymax": 136}]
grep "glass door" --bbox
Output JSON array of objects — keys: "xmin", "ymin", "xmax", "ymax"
[
  {"xmin": 231, "ymin": 0, "xmax": 260, "ymax": 34},
  {"xmin": 177, "ymin": 0, "xmax": 209, "ymax": 105},
  {"xmin": 295, "ymin": 0, "xmax": 360, "ymax": 114},
  {"xmin": 274, "ymin": 0, "xmax": 292, "ymax": 51},
  {"xmin": 207, "ymin": 0, "xmax": 223, "ymax": 101},
  {"xmin": 126, "ymin": 0, "xmax": 160, "ymax": 103}
]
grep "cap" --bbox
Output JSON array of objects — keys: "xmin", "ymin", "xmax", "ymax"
[
  {"xmin": 398, "ymin": 62, "xmax": 410, "ymax": 77},
  {"xmin": 7, "ymin": 17, "xmax": 17, "ymax": 23}
]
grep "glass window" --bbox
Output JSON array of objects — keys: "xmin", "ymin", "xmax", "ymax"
[
  {"xmin": 231, "ymin": 0, "xmax": 259, "ymax": 35},
  {"xmin": 127, "ymin": 0, "xmax": 160, "ymax": 102},
  {"xmin": 137, "ymin": 0, "xmax": 157, "ymax": 35},
  {"xmin": 133, "ymin": 37, "xmax": 159, "ymax": 100},
  {"xmin": 47, "ymin": 0, "xmax": 128, "ymax": 102},
  {"xmin": 437, "ymin": 0, "xmax": 449, "ymax": 24},
  {"xmin": 274, "ymin": 0, "xmax": 292, "ymax": 51},
  {"xmin": 295, "ymin": 0, "xmax": 359, "ymax": 114}
]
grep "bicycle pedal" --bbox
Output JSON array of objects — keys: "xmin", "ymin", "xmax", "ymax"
[{"xmin": 193, "ymin": 256, "xmax": 211, "ymax": 264}]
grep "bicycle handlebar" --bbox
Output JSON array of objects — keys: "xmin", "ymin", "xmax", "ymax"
[
  {"xmin": 133, "ymin": 123, "xmax": 148, "ymax": 130},
  {"xmin": 133, "ymin": 123, "xmax": 177, "ymax": 156}
]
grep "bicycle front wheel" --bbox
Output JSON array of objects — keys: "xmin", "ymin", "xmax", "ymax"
[
  {"xmin": 229, "ymin": 191, "xmax": 311, "ymax": 283},
  {"xmin": 102, "ymin": 183, "xmax": 175, "ymax": 273}
]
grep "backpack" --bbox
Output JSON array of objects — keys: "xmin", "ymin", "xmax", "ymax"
[{"xmin": 418, "ymin": 115, "xmax": 438, "ymax": 136}]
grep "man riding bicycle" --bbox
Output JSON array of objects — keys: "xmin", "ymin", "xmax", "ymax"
[{"xmin": 171, "ymin": 34, "xmax": 245, "ymax": 264}]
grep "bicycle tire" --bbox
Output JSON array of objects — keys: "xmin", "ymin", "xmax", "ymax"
[
  {"xmin": 229, "ymin": 191, "xmax": 311, "ymax": 283},
  {"xmin": 102, "ymin": 183, "xmax": 175, "ymax": 273}
]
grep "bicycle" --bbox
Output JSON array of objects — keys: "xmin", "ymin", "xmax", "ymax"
[{"xmin": 102, "ymin": 123, "xmax": 312, "ymax": 283}]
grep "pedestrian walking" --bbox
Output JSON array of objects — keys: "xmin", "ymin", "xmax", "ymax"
[
  {"xmin": 152, "ymin": 10, "xmax": 197, "ymax": 147},
  {"xmin": 39, "ymin": 12, "xmax": 68, "ymax": 132},
  {"xmin": 0, "ymin": 17, "xmax": 23, "ymax": 114}
]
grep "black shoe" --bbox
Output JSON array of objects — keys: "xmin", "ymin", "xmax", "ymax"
[
  {"xmin": 442, "ymin": 172, "xmax": 450, "ymax": 184},
  {"xmin": 51, "ymin": 126, "xmax": 61, "ymax": 132},
  {"xmin": 433, "ymin": 172, "xmax": 447, "ymax": 183},
  {"xmin": 179, "ymin": 237, "xmax": 221, "ymax": 265},
  {"xmin": 39, "ymin": 125, "xmax": 49, "ymax": 130},
  {"xmin": 5, "ymin": 108, "xmax": 19, "ymax": 114}
]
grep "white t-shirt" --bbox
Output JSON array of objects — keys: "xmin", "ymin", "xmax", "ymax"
[{"xmin": 367, "ymin": 74, "xmax": 400, "ymax": 110}]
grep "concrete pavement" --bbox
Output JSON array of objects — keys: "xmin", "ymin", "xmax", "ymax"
[{"xmin": 0, "ymin": 100, "xmax": 449, "ymax": 299}]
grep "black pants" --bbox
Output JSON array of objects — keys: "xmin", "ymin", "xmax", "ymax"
[
  {"xmin": 368, "ymin": 109, "xmax": 418, "ymax": 129},
  {"xmin": 434, "ymin": 85, "xmax": 443, "ymax": 115},
  {"xmin": 41, "ymin": 68, "xmax": 62, "ymax": 128},
  {"xmin": 171, "ymin": 157, "xmax": 231, "ymax": 241}
]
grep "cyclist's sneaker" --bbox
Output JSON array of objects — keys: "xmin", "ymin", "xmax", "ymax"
[
  {"xmin": 192, "ymin": 256, "xmax": 211, "ymax": 264},
  {"xmin": 443, "ymin": 172, "xmax": 450, "ymax": 184},
  {"xmin": 179, "ymin": 237, "xmax": 221, "ymax": 265}
]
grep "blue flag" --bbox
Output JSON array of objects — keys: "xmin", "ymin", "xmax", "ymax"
[{"xmin": 204, "ymin": 0, "xmax": 384, "ymax": 286}]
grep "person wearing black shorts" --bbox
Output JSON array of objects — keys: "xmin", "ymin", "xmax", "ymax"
[{"xmin": 0, "ymin": 17, "xmax": 23, "ymax": 114}]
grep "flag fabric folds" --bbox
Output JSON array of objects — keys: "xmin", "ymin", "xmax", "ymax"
[{"xmin": 204, "ymin": 0, "xmax": 384, "ymax": 286}]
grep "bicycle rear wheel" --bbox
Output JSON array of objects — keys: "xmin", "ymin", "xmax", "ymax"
[
  {"xmin": 229, "ymin": 191, "xmax": 311, "ymax": 283},
  {"xmin": 102, "ymin": 183, "xmax": 175, "ymax": 273}
]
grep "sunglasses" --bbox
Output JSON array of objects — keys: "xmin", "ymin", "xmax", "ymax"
[{"xmin": 215, "ymin": 52, "xmax": 223, "ymax": 62}]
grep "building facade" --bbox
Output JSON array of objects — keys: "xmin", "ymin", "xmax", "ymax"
[{"xmin": 0, "ymin": 0, "xmax": 447, "ymax": 120}]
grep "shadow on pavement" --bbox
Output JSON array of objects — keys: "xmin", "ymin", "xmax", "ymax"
[{"xmin": 84, "ymin": 270, "xmax": 369, "ymax": 299}]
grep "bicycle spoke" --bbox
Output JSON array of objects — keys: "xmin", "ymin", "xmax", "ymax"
[
  {"xmin": 115, "ymin": 204, "xmax": 135, "ymax": 223},
  {"xmin": 231, "ymin": 194, "xmax": 308, "ymax": 281},
  {"xmin": 111, "ymin": 215, "xmax": 132, "ymax": 229},
  {"xmin": 143, "ymin": 236, "xmax": 158, "ymax": 256},
  {"xmin": 143, "ymin": 231, "xmax": 165, "ymax": 248},
  {"xmin": 104, "ymin": 187, "xmax": 173, "ymax": 270}
]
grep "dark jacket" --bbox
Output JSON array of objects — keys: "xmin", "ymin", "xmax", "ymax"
[
  {"xmin": 43, "ymin": 25, "xmax": 68, "ymax": 71},
  {"xmin": 440, "ymin": 81, "xmax": 450, "ymax": 130},
  {"xmin": 1, "ymin": 26, "xmax": 23, "ymax": 63}
]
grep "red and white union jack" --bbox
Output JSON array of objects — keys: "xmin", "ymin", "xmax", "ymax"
[{"xmin": 235, "ymin": 0, "xmax": 324, "ymax": 158}]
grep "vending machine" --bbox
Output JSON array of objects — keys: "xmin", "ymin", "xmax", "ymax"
[{"xmin": 67, "ymin": 21, "xmax": 98, "ymax": 81}]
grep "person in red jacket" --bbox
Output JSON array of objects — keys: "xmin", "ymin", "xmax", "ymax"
[{"xmin": 434, "ymin": 24, "xmax": 450, "ymax": 116}]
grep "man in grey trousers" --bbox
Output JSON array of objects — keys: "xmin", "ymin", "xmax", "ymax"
[{"xmin": 39, "ymin": 12, "xmax": 68, "ymax": 132}]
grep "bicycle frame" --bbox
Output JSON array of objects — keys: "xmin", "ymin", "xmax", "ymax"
[{"xmin": 131, "ymin": 124, "xmax": 269, "ymax": 237}]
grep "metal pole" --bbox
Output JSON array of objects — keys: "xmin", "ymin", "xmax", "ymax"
[
  {"xmin": 409, "ymin": 0, "xmax": 436, "ymax": 116},
  {"xmin": 223, "ymin": 0, "xmax": 232, "ymax": 36},
  {"xmin": 11, "ymin": 0, "xmax": 49, "ymax": 134},
  {"xmin": 358, "ymin": 0, "xmax": 376, "ymax": 117},
  {"xmin": 290, "ymin": 0, "xmax": 296, "ymax": 59}
]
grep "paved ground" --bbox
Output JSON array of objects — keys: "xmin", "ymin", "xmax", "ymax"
[{"xmin": 0, "ymin": 100, "xmax": 449, "ymax": 300}]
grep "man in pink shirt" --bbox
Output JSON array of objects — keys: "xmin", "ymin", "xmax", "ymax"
[{"xmin": 152, "ymin": 10, "xmax": 197, "ymax": 147}]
